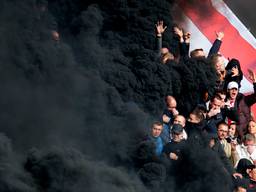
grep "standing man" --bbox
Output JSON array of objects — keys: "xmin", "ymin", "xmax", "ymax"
[
  {"xmin": 161, "ymin": 95, "xmax": 179, "ymax": 143},
  {"xmin": 217, "ymin": 122, "xmax": 238, "ymax": 166},
  {"xmin": 148, "ymin": 121, "xmax": 164, "ymax": 156},
  {"xmin": 205, "ymin": 94, "xmax": 238, "ymax": 133},
  {"xmin": 226, "ymin": 69, "xmax": 256, "ymax": 138}
]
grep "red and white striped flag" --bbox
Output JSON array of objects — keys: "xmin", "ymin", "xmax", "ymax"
[{"xmin": 174, "ymin": 0, "xmax": 256, "ymax": 116}]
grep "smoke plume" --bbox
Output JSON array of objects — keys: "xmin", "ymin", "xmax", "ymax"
[{"xmin": 0, "ymin": 0, "xmax": 233, "ymax": 191}]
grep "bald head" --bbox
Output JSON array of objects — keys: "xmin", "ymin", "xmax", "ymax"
[
  {"xmin": 173, "ymin": 115, "xmax": 186, "ymax": 127},
  {"xmin": 166, "ymin": 96, "xmax": 176, "ymax": 107}
]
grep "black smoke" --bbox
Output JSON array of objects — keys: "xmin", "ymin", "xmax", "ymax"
[{"xmin": 0, "ymin": 0, "xmax": 232, "ymax": 191}]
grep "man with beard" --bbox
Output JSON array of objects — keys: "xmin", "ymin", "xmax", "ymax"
[{"xmin": 226, "ymin": 70, "xmax": 256, "ymax": 138}]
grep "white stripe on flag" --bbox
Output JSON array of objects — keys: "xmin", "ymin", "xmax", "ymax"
[{"xmin": 211, "ymin": 0, "xmax": 256, "ymax": 49}]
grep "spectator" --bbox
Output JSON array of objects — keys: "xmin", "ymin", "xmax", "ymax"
[
  {"xmin": 225, "ymin": 70, "xmax": 256, "ymax": 138},
  {"xmin": 161, "ymin": 96, "xmax": 179, "ymax": 143},
  {"xmin": 215, "ymin": 89, "xmax": 227, "ymax": 109},
  {"xmin": 147, "ymin": 121, "xmax": 164, "ymax": 157},
  {"xmin": 190, "ymin": 31, "xmax": 224, "ymax": 58},
  {"xmin": 210, "ymin": 54, "xmax": 226, "ymax": 90},
  {"xmin": 247, "ymin": 120, "xmax": 256, "ymax": 138},
  {"xmin": 155, "ymin": 21, "xmax": 174, "ymax": 64},
  {"xmin": 205, "ymin": 94, "xmax": 238, "ymax": 134},
  {"xmin": 224, "ymin": 58, "xmax": 243, "ymax": 90},
  {"xmin": 235, "ymin": 134, "xmax": 256, "ymax": 167},
  {"xmin": 227, "ymin": 122, "xmax": 240, "ymax": 144},
  {"xmin": 173, "ymin": 25, "xmax": 190, "ymax": 59},
  {"xmin": 217, "ymin": 122, "xmax": 239, "ymax": 166},
  {"xmin": 163, "ymin": 124, "xmax": 186, "ymax": 162},
  {"xmin": 207, "ymin": 132, "xmax": 241, "ymax": 178},
  {"xmin": 173, "ymin": 115, "xmax": 187, "ymax": 140},
  {"xmin": 246, "ymin": 164, "xmax": 256, "ymax": 190},
  {"xmin": 185, "ymin": 107, "xmax": 206, "ymax": 136},
  {"xmin": 236, "ymin": 158, "xmax": 254, "ymax": 178}
]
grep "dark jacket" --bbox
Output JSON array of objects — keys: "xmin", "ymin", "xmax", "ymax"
[
  {"xmin": 205, "ymin": 107, "xmax": 239, "ymax": 133},
  {"xmin": 211, "ymin": 138, "xmax": 235, "ymax": 175},
  {"xmin": 208, "ymin": 39, "xmax": 222, "ymax": 58},
  {"xmin": 234, "ymin": 83, "xmax": 256, "ymax": 137},
  {"xmin": 224, "ymin": 58, "xmax": 243, "ymax": 89},
  {"xmin": 163, "ymin": 140, "xmax": 186, "ymax": 160}
]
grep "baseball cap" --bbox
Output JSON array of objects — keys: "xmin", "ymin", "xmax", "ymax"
[
  {"xmin": 227, "ymin": 81, "xmax": 239, "ymax": 90},
  {"xmin": 171, "ymin": 124, "xmax": 183, "ymax": 134}
]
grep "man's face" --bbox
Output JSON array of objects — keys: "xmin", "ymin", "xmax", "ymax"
[
  {"xmin": 166, "ymin": 97, "xmax": 177, "ymax": 112},
  {"xmin": 210, "ymin": 98, "xmax": 222, "ymax": 111},
  {"xmin": 152, "ymin": 124, "xmax": 163, "ymax": 137},
  {"xmin": 217, "ymin": 124, "xmax": 229, "ymax": 140},
  {"xmin": 244, "ymin": 139, "xmax": 255, "ymax": 146},
  {"xmin": 173, "ymin": 115, "xmax": 186, "ymax": 127},
  {"xmin": 214, "ymin": 56, "xmax": 225, "ymax": 72},
  {"xmin": 228, "ymin": 88, "xmax": 238, "ymax": 100}
]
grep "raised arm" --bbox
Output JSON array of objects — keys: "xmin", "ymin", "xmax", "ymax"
[
  {"xmin": 174, "ymin": 26, "xmax": 190, "ymax": 58},
  {"xmin": 155, "ymin": 21, "xmax": 167, "ymax": 56},
  {"xmin": 208, "ymin": 31, "xmax": 224, "ymax": 57},
  {"xmin": 244, "ymin": 69, "xmax": 256, "ymax": 106}
]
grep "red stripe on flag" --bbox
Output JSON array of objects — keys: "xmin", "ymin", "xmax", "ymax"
[{"xmin": 179, "ymin": 0, "xmax": 256, "ymax": 74}]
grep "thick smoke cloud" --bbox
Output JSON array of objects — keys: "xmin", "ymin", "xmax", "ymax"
[
  {"xmin": 0, "ymin": 0, "xmax": 230, "ymax": 191},
  {"xmin": 25, "ymin": 148, "xmax": 147, "ymax": 192}
]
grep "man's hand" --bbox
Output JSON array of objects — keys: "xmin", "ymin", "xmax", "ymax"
[
  {"xmin": 173, "ymin": 26, "xmax": 184, "ymax": 42},
  {"xmin": 216, "ymin": 31, "xmax": 224, "ymax": 40},
  {"xmin": 207, "ymin": 108, "xmax": 221, "ymax": 118},
  {"xmin": 232, "ymin": 172, "xmax": 243, "ymax": 179},
  {"xmin": 248, "ymin": 69, "xmax": 256, "ymax": 83},
  {"xmin": 162, "ymin": 114, "xmax": 171, "ymax": 123},
  {"xmin": 231, "ymin": 140, "xmax": 237, "ymax": 151},
  {"xmin": 171, "ymin": 108, "xmax": 179, "ymax": 116},
  {"xmin": 169, "ymin": 152, "xmax": 178, "ymax": 160},
  {"xmin": 173, "ymin": 27, "xmax": 183, "ymax": 37},
  {"xmin": 184, "ymin": 32, "xmax": 191, "ymax": 43},
  {"xmin": 155, "ymin": 21, "xmax": 167, "ymax": 37}
]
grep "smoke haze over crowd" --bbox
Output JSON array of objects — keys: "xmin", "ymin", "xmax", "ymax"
[{"xmin": 0, "ymin": 0, "xmax": 242, "ymax": 191}]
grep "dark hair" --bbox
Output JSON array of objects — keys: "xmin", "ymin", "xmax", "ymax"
[
  {"xmin": 190, "ymin": 108, "xmax": 205, "ymax": 122},
  {"xmin": 215, "ymin": 89, "xmax": 226, "ymax": 96},
  {"xmin": 217, "ymin": 121, "xmax": 228, "ymax": 130},
  {"xmin": 190, "ymin": 48, "xmax": 204, "ymax": 58},
  {"xmin": 210, "ymin": 94, "xmax": 222, "ymax": 102},
  {"xmin": 152, "ymin": 121, "xmax": 163, "ymax": 128}
]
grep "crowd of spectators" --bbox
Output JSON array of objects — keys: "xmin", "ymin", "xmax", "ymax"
[{"xmin": 137, "ymin": 21, "xmax": 256, "ymax": 192}]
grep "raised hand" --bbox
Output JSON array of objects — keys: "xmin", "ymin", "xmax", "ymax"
[
  {"xmin": 216, "ymin": 31, "xmax": 224, "ymax": 40},
  {"xmin": 155, "ymin": 21, "xmax": 167, "ymax": 37},
  {"xmin": 184, "ymin": 32, "xmax": 191, "ymax": 43},
  {"xmin": 173, "ymin": 26, "xmax": 183, "ymax": 37},
  {"xmin": 248, "ymin": 69, "xmax": 256, "ymax": 83}
]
